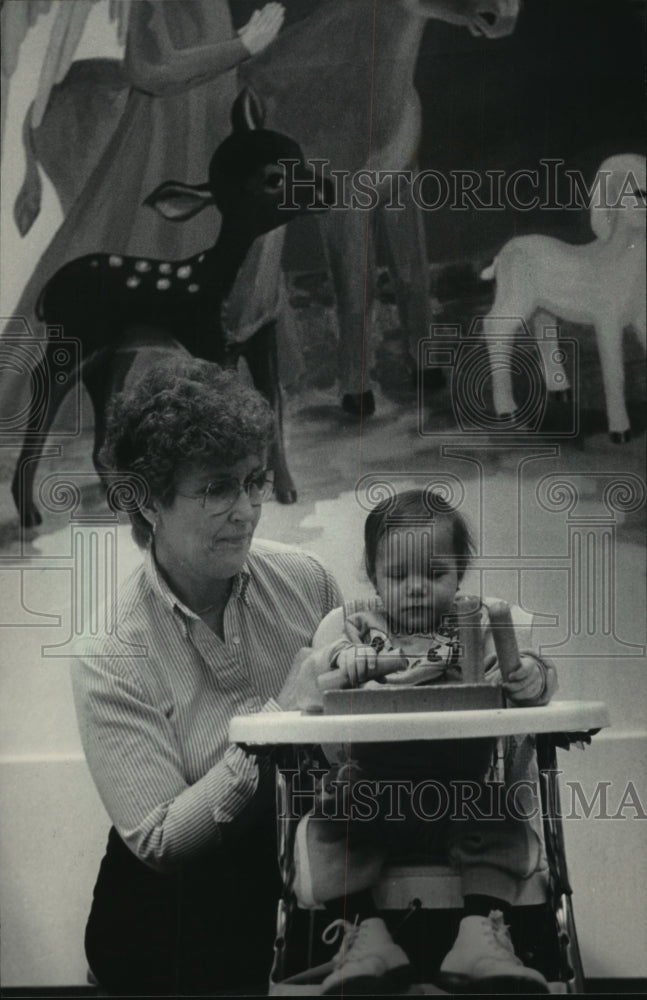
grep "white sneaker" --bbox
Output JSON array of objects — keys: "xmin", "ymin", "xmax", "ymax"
[
  {"xmin": 320, "ymin": 916, "xmax": 411, "ymax": 995},
  {"xmin": 439, "ymin": 910, "xmax": 550, "ymax": 993}
]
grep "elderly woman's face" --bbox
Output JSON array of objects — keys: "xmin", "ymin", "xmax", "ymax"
[{"xmin": 153, "ymin": 454, "xmax": 266, "ymax": 584}]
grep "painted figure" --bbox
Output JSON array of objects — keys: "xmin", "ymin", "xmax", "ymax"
[
  {"xmin": 243, "ymin": 0, "xmax": 520, "ymax": 413},
  {"xmin": 481, "ymin": 153, "xmax": 646, "ymax": 441},
  {"xmin": 2, "ymin": 1, "xmax": 303, "ymax": 424},
  {"xmin": 4, "ymin": 0, "xmax": 520, "ymax": 423},
  {"xmin": 11, "ymin": 90, "xmax": 332, "ymax": 529}
]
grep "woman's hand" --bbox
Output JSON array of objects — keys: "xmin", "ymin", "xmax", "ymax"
[
  {"xmin": 503, "ymin": 654, "xmax": 545, "ymax": 704},
  {"xmin": 239, "ymin": 4, "xmax": 285, "ymax": 55},
  {"xmin": 276, "ymin": 647, "xmax": 330, "ymax": 712}
]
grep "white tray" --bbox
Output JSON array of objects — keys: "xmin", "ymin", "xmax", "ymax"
[{"xmin": 230, "ymin": 700, "xmax": 611, "ymax": 745}]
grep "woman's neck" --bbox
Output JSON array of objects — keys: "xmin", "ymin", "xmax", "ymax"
[{"xmin": 153, "ymin": 546, "xmax": 233, "ymax": 623}]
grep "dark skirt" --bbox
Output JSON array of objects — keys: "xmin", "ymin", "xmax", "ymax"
[{"xmin": 86, "ymin": 801, "xmax": 281, "ymax": 996}]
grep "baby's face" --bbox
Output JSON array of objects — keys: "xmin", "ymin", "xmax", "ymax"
[{"xmin": 374, "ymin": 521, "xmax": 459, "ymax": 636}]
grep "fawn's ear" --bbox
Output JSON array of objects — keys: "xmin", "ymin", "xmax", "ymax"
[
  {"xmin": 143, "ymin": 181, "xmax": 214, "ymax": 221},
  {"xmin": 231, "ymin": 88, "xmax": 265, "ymax": 132}
]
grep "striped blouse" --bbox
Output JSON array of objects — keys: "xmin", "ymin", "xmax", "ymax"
[{"xmin": 71, "ymin": 539, "xmax": 342, "ymax": 872}]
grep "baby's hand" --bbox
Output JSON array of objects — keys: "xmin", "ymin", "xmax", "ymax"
[
  {"xmin": 503, "ymin": 655, "xmax": 544, "ymax": 704},
  {"xmin": 335, "ymin": 645, "xmax": 407, "ymax": 688}
]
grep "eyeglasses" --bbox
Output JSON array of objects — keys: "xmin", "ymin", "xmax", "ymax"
[{"xmin": 176, "ymin": 470, "xmax": 274, "ymax": 513}]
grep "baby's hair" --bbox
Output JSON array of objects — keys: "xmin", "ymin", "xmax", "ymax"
[{"xmin": 364, "ymin": 487, "xmax": 475, "ymax": 583}]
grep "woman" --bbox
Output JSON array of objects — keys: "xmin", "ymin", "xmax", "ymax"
[{"xmin": 71, "ymin": 356, "xmax": 342, "ymax": 995}]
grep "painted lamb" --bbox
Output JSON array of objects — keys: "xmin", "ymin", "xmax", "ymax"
[{"xmin": 481, "ymin": 153, "xmax": 646, "ymax": 441}]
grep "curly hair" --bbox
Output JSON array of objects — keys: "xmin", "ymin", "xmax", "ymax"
[
  {"xmin": 100, "ymin": 356, "xmax": 274, "ymax": 547},
  {"xmin": 364, "ymin": 488, "xmax": 475, "ymax": 584}
]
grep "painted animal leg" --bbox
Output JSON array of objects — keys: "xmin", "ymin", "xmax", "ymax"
[
  {"xmin": 630, "ymin": 307, "xmax": 645, "ymax": 349},
  {"xmin": 11, "ymin": 342, "xmax": 78, "ymax": 529},
  {"xmin": 320, "ymin": 208, "xmax": 376, "ymax": 406},
  {"xmin": 243, "ymin": 323, "xmax": 297, "ymax": 505},
  {"xmin": 81, "ymin": 348, "xmax": 138, "ymax": 481},
  {"xmin": 378, "ymin": 185, "xmax": 434, "ymax": 375},
  {"xmin": 482, "ymin": 309, "xmax": 520, "ymax": 419},
  {"xmin": 595, "ymin": 319, "xmax": 631, "ymax": 441},
  {"xmin": 531, "ymin": 309, "xmax": 570, "ymax": 401}
]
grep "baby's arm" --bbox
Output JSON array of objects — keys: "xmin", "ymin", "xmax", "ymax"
[
  {"xmin": 484, "ymin": 600, "xmax": 558, "ymax": 706},
  {"xmin": 312, "ymin": 608, "xmax": 406, "ymax": 688},
  {"xmin": 333, "ymin": 644, "xmax": 407, "ymax": 687},
  {"xmin": 519, "ymin": 608, "xmax": 558, "ymax": 705},
  {"xmin": 505, "ymin": 652, "xmax": 557, "ymax": 706}
]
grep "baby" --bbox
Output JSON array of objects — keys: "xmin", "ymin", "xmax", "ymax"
[{"xmin": 293, "ymin": 488, "xmax": 557, "ymax": 994}]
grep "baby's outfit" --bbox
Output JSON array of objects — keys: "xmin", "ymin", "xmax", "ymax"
[{"xmin": 326, "ymin": 599, "xmax": 465, "ymax": 686}]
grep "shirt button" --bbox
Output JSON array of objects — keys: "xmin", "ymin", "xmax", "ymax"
[{"xmin": 232, "ymin": 636, "xmax": 241, "ymax": 645}]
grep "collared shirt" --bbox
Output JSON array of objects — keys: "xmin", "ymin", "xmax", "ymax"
[{"xmin": 71, "ymin": 539, "xmax": 342, "ymax": 871}]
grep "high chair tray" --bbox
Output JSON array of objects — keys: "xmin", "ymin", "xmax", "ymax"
[
  {"xmin": 323, "ymin": 683, "xmax": 504, "ymax": 715},
  {"xmin": 229, "ymin": 701, "xmax": 611, "ymax": 745}
]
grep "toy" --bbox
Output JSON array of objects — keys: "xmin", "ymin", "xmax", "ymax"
[{"xmin": 316, "ymin": 595, "xmax": 520, "ymax": 714}]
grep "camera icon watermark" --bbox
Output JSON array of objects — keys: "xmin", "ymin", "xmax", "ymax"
[
  {"xmin": 419, "ymin": 318, "xmax": 580, "ymax": 439},
  {"xmin": 0, "ymin": 319, "xmax": 81, "ymax": 438}
]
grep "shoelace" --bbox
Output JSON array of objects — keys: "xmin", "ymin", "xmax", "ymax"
[
  {"xmin": 322, "ymin": 915, "xmax": 360, "ymax": 948},
  {"xmin": 322, "ymin": 915, "xmax": 363, "ymax": 967},
  {"xmin": 486, "ymin": 910, "xmax": 522, "ymax": 964}
]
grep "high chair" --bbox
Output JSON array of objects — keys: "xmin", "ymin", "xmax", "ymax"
[{"xmin": 229, "ymin": 700, "xmax": 610, "ymax": 995}]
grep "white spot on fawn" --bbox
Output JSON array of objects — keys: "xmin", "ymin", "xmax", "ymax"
[
  {"xmin": 109, "ymin": 255, "xmax": 123, "ymax": 267},
  {"xmin": 198, "ymin": 254, "xmax": 205, "ymax": 263},
  {"xmin": 159, "ymin": 263, "xmax": 172, "ymax": 274},
  {"xmin": 90, "ymin": 259, "xmax": 99, "ymax": 268},
  {"xmin": 126, "ymin": 276, "xmax": 141, "ymax": 289},
  {"xmin": 157, "ymin": 278, "xmax": 171, "ymax": 290},
  {"xmin": 135, "ymin": 260, "xmax": 152, "ymax": 273},
  {"xmin": 188, "ymin": 284, "xmax": 200, "ymax": 293},
  {"xmin": 177, "ymin": 265, "xmax": 192, "ymax": 279}
]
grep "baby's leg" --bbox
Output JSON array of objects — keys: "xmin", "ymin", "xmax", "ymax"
[
  {"xmin": 292, "ymin": 760, "xmax": 387, "ymax": 907},
  {"xmin": 291, "ymin": 763, "xmax": 410, "ymax": 995},
  {"xmin": 293, "ymin": 811, "xmax": 387, "ymax": 908},
  {"xmin": 447, "ymin": 810, "xmax": 542, "ymax": 908},
  {"xmin": 440, "ymin": 778, "xmax": 549, "ymax": 991}
]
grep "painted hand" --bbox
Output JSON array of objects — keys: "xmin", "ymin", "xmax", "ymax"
[{"xmin": 239, "ymin": 4, "xmax": 285, "ymax": 55}]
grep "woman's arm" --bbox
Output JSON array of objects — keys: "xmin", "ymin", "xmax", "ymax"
[
  {"xmin": 71, "ymin": 654, "xmax": 277, "ymax": 872},
  {"xmin": 312, "ymin": 606, "xmax": 346, "ymax": 648},
  {"xmin": 126, "ymin": 1, "xmax": 282, "ymax": 96}
]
